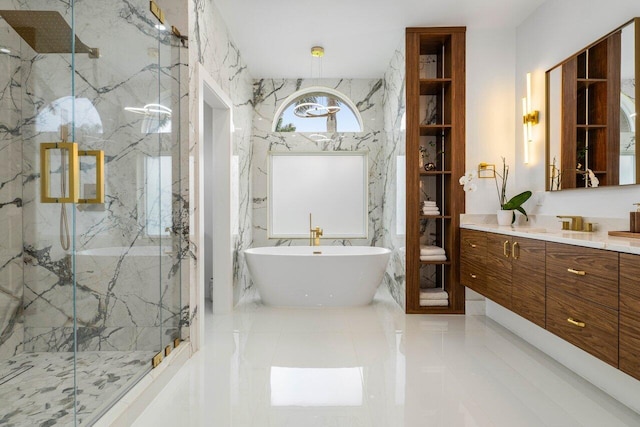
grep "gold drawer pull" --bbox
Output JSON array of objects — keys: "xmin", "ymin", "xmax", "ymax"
[
  {"xmin": 567, "ymin": 268, "xmax": 586, "ymax": 276},
  {"xmin": 512, "ymin": 242, "xmax": 520, "ymax": 259},
  {"xmin": 567, "ymin": 317, "xmax": 586, "ymax": 328},
  {"xmin": 470, "ymin": 274, "xmax": 477, "ymax": 279},
  {"xmin": 469, "ymin": 243, "xmax": 477, "ymax": 248},
  {"xmin": 503, "ymin": 240, "xmax": 510, "ymax": 258}
]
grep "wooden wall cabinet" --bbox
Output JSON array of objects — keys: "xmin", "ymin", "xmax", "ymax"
[
  {"xmin": 620, "ymin": 253, "xmax": 640, "ymax": 380},
  {"xmin": 560, "ymin": 32, "xmax": 621, "ymax": 188},
  {"xmin": 405, "ymin": 27, "xmax": 466, "ymax": 314}
]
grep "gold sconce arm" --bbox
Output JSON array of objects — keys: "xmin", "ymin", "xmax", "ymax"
[
  {"xmin": 78, "ymin": 150, "xmax": 105, "ymax": 204},
  {"xmin": 40, "ymin": 142, "xmax": 79, "ymax": 203}
]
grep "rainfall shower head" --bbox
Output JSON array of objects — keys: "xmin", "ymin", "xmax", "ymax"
[{"xmin": 0, "ymin": 10, "xmax": 98, "ymax": 58}]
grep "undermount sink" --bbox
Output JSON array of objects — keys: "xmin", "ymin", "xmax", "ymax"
[{"xmin": 513, "ymin": 227, "xmax": 553, "ymax": 234}]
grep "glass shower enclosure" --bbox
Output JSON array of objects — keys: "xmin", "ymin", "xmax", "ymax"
[{"xmin": 0, "ymin": 1, "xmax": 185, "ymax": 424}]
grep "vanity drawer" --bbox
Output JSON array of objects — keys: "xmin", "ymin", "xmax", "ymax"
[
  {"xmin": 546, "ymin": 288, "xmax": 618, "ymax": 367},
  {"xmin": 545, "ymin": 242, "xmax": 618, "ymax": 310},
  {"xmin": 460, "ymin": 229, "xmax": 486, "ymax": 294},
  {"xmin": 620, "ymin": 253, "xmax": 640, "ymax": 381}
]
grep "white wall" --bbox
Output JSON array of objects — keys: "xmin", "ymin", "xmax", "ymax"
[
  {"xmin": 515, "ymin": 0, "xmax": 640, "ymax": 218},
  {"xmin": 466, "ymin": 27, "xmax": 518, "ymax": 214}
]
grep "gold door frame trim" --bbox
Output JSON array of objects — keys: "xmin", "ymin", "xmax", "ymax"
[
  {"xmin": 40, "ymin": 142, "xmax": 79, "ymax": 203},
  {"xmin": 78, "ymin": 150, "xmax": 105, "ymax": 204}
]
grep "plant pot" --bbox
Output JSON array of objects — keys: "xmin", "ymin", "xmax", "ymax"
[{"xmin": 497, "ymin": 209, "xmax": 514, "ymax": 226}]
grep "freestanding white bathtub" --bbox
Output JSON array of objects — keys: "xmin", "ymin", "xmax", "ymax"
[{"xmin": 244, "ymin": 246, "xmax": 391, "ymax": 307}]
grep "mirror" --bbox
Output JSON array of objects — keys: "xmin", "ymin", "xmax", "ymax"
[
  {"xmin": 268, "ymin": 152, "xmax": 368, "ymax": 239},
  {"xmin": 546, "ymin": 18, "xmax": 638, "ymax": 191}
]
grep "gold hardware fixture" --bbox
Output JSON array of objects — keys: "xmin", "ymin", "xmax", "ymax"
[
  {"xmin": 512, "ymin": 242, "xmax": 520, "ymax": 259},
  {"xmin": 313, "ymin": 251, "xmax": 322, "ymax": 255},
  {"xmin": 164, "ymin": 345, "xmax": 172, "ymax": 357},
  {"xmin": 40, "ymin": 142, "xmax": 79, "ymax": 203},
  {"xmin": 567, "ymin": 317, "xmax": 586, "ymax": 328},
  {"xmin": 308, "ymin": 213, "xmax": 323, "ymax": 246},
  {"xmin": 503, "ymin": 240, "xmax": 510, "ymax": 258},
  {"xmin": 567, "ymin": 268, "xmax": 586, "ymax": 276},
  {"xmin": 556, "ymin": 215, "xmax": 584, "ymax": 231},
  {"xmin": 522, "ymin": 72, "xmax": 539, "ymax": 164},
  {"xmin": 478, "ymin": 163, "xmax": 496, "ymax": 179},
  {"xmin": 174, "ymin": 338, "xmax": 181, "ymax": 348},
  {"xmin": 469, "ymin": 243, "xmax": 477, "ymax": 248},
  {"xmin": 470, "ymin": 274, "xmax": 477, "ymax": 279},
  {"xmin": 583, "ymin": 222, "xmax": 594, "ymax": 232},
  {"xmin": 151, "ymin": 352, "xmax": 163, "ymax": 368},
  {"xmin": 150, "ymin": 0, "xmax": 165, "ymax": 24},
  {"xmin": 311, "ymin": 46, "xmax": 324, "ymax": 57},
  {"xmin": 78, "ymin": 150, "xmax": 104, "ymax": 204},
  {"xmin": 560, "ymin": 220, "xmax": 570, "ymax": 230}
]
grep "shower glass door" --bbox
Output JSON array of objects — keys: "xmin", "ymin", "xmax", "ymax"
[{"xmin": 0, "ymin": 0, "xmax": 183, "ymax": 425}]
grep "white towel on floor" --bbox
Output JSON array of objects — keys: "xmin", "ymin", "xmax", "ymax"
[
  {"xmin": 420, "ymin": 288, "xmax": 449, "ymax": 300},
  {"xmin": 420, "ymin": 254, "xmax": 448, "ymax": 261},
  {"xmin": 420, "ymin": 299, "xmax": 449, "ymax": 307},
  {"xmin": 420, "ymin": 245, "xmax": 446, "ymax": 256}
]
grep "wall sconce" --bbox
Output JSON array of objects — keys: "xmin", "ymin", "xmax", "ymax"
[{"xmin": 522, "ymin": 72, "xmax": 539, "ymax": 164}]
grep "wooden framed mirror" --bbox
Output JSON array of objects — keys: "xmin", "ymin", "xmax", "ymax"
[{"xmin": 546, "ymin": 18, "xmax": 639, "ymax": 191}]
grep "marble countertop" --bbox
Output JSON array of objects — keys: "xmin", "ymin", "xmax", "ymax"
[{"xmin": 460, "ymin": 220, "xmax": 640, "ymax": 256}]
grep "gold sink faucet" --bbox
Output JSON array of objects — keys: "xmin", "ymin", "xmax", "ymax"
[
  {"xmin": 556, "ymin": 215, "xmax": 585, "ymax": 231},
  {"xmin": 309, "ymin": 213, "xmax": 323, "ymax": 246}
]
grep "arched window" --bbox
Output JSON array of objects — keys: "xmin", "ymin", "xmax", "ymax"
[{"xmin": 272, "ymin": 86, "xmax": 363, "ymax": 133}]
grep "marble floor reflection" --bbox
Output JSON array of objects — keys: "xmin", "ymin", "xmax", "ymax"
[{"xmin": 134, "ymin": 288, "xmax": 640, "ymax": 426}]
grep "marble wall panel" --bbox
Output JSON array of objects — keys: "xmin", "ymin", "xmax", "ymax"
[
  {"xmin": 381, "ymin": 43, "xmax": 407, "ymax": 309},
  {"xmin": 189, "ymin": 0, "xmax": 254, "ymax": 324},
  {"xmin": 248, "ymin": 78, "xmax": 386, "ymax": 299}
]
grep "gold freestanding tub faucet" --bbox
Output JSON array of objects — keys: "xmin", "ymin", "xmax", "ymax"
[{"xmin": 309, "ymin": 213, "xmax": 323, "ymax": 246}]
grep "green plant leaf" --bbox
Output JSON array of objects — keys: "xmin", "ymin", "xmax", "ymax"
[
  {"xmin": 514, "ymin": 206, "xmax": 529, "ymax": 221},
  {"xmin": 501, "ymin": 191, "xmax": 532, "ymax": 210}
]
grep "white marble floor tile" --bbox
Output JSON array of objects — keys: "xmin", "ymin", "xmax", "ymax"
[{"xmin": 133, "ymin": 288, "xmax": 640, "ymax": 427}]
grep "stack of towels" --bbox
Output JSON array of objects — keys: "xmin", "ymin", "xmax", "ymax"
[
  {"xmin": 420, "ymin": 245, "xmax": 447, "ymax": 262},
  {"xmin": 420, "ymin": 288, "xmax": 449, "ymax": 307},
  {"xmin": 422, "ymin": 201, "xmax": 440, "ymax": 216}
]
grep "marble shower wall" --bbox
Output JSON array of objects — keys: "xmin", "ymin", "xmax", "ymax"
[
  {"xmin": 189, "ymin": 0, "xmax": 254, "ymax": 317},
  {"xmin": 381, "ymin": 43, "xmax": 407, "ymax": 308},
  {"xmin": 251, "ymin": 78, "xmax": 385, "ymax": 250},
  {"xmin": 0, "ymin": 0, "xmax": 187, "ymax": 354},
  {"xmin": 0, "ymin": 21, "xmax": 24, "ymax": 359}
]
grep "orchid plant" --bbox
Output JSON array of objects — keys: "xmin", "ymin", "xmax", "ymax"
[{"xmin": 459, "ymin": 157, "xmax": 532, "ymax": 224}]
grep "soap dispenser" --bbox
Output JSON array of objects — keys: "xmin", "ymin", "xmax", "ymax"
[{"xmin": 631, "ymin": 203, "xmax": 640, "ymax": 233}]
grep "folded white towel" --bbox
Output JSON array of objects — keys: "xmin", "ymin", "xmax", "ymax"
[
  {"xmin": 420, "ymin": 299, "xmax": 449, "ymax": 307},
  {"xmin": 422, "ymin": 208, "xmax": 440, "ymax": 212},
  {"xmin": 420, "ymin": 245, "xmax": 446, "ymax": 255},
  {"xmin": 422, "ymin": 210, "xmax": 441, "ymax": 216},
  {"xmin": 420, "ymin": 254, "xmax": 447, "ymax": 261},
  {"xmin": 423, "ymin": 201, "xmax": 437, "ymax": 206},
  {"xmin": 420, "ymin": 288, "xmax": 449, "ymax": 300}
]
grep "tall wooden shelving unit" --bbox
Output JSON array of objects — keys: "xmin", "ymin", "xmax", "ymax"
[
  {"xmin": 405, "ymin": 27, "xmax": 465, "ymax": 314},
  {"xmin": 561, "ymin": 31, "xmax": 621, "ymax": 188}
]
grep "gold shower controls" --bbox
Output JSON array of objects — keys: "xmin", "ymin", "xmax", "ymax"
[
  {"xmin": 40, "ymin": 142, "xmax": 79, "ymax": 203},
  {"xmin": 78, "ymin": 150, "xmax": 105, "ymax": 204}
]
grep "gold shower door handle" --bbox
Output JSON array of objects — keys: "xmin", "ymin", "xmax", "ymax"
[
  {"xmin": 78, "ymin": 150, "xmax": 105, "ymax": 204},
  {"xmin": 40, "ymin": 142, "xmax": 79, "ymax": 203}
]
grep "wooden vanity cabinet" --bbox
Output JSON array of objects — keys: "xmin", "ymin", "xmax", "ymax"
[
  {"xmin": 620, "ymin": 253, "xmax": 640, "ymax": 380},
  {"xmin": 460, "ymin": 229, "xmax": 487, "ymax": 295},
  {"xmin": 545, "ymin": 243, "xmax": 619, "ymax": 367},
  {"xmin": 510, "ymin": 238, "xmax": 546, "ymax": 328},
  {"xmin": 460, "ymin": 231, "xmax": 546, "ymax": 327},
  {"xmin": 485, "ymin": 233, "xmax": 513, "ymax": 309}
]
